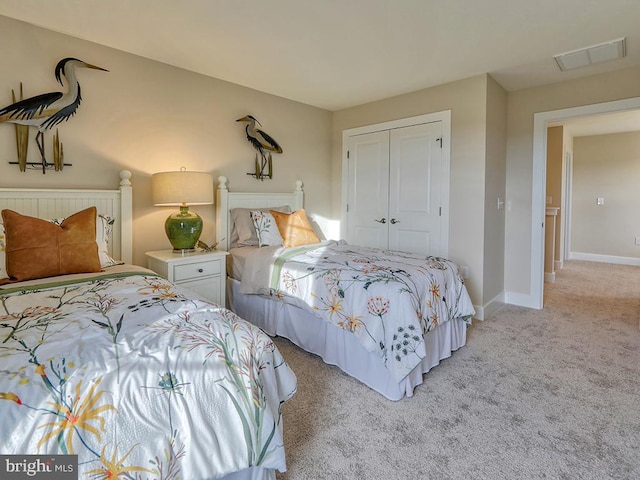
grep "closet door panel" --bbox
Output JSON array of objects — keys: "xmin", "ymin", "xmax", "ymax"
[
  {"xmin": 346, "ymin": 131, "xmax": 390, "ymax": 249},
  {"xmin": 388, "ymin": 122, "xmax": 442, "ymax": 256}
]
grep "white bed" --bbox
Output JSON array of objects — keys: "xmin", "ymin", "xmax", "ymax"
[
  {"xmin": 0, "ymin": 171, "xmax": 296, "ymax": 480},
  {"xmin": 0, "ymin": 170, "xmax": 134, "ymax": 265},
  {"xmin": 216, "ymin": 177, "xmax": 473, "ymax": 401}
]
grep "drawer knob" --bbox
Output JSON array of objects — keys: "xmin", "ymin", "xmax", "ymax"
[{"xmin": 198, "ymin": 268, "xmax": 204, "ymax": 273}]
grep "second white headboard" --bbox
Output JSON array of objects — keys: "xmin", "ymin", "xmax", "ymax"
[{"xmin": 215, "ymin": 176, "xmax": 303, "ymax": 251}]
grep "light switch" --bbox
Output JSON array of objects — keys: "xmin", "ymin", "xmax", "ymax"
[{"xmin": 596, "ymin": 197, "xmax": 605, "ymax": 206}]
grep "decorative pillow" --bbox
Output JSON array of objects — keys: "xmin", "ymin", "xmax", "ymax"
[
  {"xmin": 0, "ymin": 211, "xmax": 118, "ymax": 280},
  {"xmin": 1, "ymin": 206, "xmax": 101, "ymax": 281},
  {"xmin": 52, "ymin": 213, "xmax": 120, "ymax": 267},
  {"xmin": 230, "ymin": 205, "xmax": 291, "ymax": 248},
  {"xmin": 270, "ymin": 209, "xmax": 321, "ymax": 248},
  {"xmin": 96, "ymin": 214, "xmax": 121, "ymax": 267},
  {"xmin": 250, "ymin": 210, "xmax": 283, "ymax": 247}
]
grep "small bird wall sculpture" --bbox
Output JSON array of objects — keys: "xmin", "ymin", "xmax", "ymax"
[
  {"xmin": 0, "ymin": 57, "xmax": 108, "ymax": 173},
  {"xmin": 236, "ymin": 115, "xmax": 283, "ymax": 180}
]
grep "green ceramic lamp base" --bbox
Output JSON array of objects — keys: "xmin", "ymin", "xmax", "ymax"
[{"xmin": 165, "ymin": 205, "xmax": 203, "ymax": 252}]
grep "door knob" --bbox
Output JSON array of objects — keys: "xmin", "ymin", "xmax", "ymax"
[
  {"xmin": 374, "ymin": 218, "xmax": 386, "ymax": 224},
  {"xmin": 390, "ymin": 218, "xmax": 399, "ymax": 224}
]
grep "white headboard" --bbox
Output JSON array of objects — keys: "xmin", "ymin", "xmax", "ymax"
[
  {"xmin": 0, "ymin": 170, "xmax": 133, "ymax": 264},
  {"xmin": 215, "ymin": 176, "xmax": 303, "ymax": 251}
]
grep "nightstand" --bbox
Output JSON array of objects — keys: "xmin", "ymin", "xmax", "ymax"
[{"xmin": 145, "ymin": 250, "xmax": 228, "ymax": 306}]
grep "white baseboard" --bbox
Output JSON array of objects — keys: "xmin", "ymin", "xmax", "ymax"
[
  {"xmin": 544, "ymin": 271, "xmax": 556, "ymax": 283},
  {"xmin": 473, "ymin": 291, "xmax": 506, "ymax": 321},
  {"xmin": 503, "ymin": 291, "xmax": 542, "ymax": 310},
  {"xmin": 555, "ymin": 259, "xmax": 563, "ymax": 270},
  {"xmin": 569, "ymin": 252, "xmax": 640, "ymax": 266}
]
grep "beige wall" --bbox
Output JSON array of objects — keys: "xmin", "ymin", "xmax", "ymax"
[
  {"xmin": 571, "ymin": 131, "xmax": 640, "ymax": 259},
  {"xmin": 332, "ymin": 75, "xmax": 495, "ymax": 308},
  {"xmin": 546, "ymin": 126, "xmax": 563, "ymax": 209},
  {"xmin": 14, "ymin": 13, "xmax": 640, "ymax": 310},
  {"xmin": 0, "ymin": 16, "xmax": 332, "ymax": 265},
  {"xmin": 505, "ymin": 64, "xmax": 640, "ymax": 298},
  {"xmin": 483, "ymin": 75, "xmax": 507, "ymax": 305},
  {"xmin": 546, "ymin": 126, "xmax": 563, "ymax": 264},
  {"xmin": 560, "ymin": 127, "xmax": 574, "ymax": 263}
]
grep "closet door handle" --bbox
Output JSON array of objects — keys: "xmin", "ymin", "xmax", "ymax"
[
  {"xmin": 390, "ymin": 218, "xmax": 399, "ymax": 224},
  {"xmin": 374, "ymin": 217, "xmax": 386, "ymax": 224}
]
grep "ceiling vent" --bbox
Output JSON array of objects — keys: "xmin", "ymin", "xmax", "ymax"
[{"xmin": 554, "ymin": 37, "xmax": 626, "ymax": 71}]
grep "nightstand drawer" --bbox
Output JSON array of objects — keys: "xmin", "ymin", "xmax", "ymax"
[{"xmin": 173, "ymin": 259, "xmax": 221, "ymax": 282}]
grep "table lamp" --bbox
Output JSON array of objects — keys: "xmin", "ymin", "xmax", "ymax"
[{"xmin": 152, "ymin": 168, "xmax": 214, "ymax": 252}]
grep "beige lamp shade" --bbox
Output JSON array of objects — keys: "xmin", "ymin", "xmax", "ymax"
[
  {"xmin": 152, "ymin": 169, "xmax": 214, "ymax": 251},
  {"xmin": 152, "ymin": 170, "xmax": 214, "ymax": 206}
]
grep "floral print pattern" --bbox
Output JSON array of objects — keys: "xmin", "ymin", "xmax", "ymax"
[
  {"xmin": 0, "ymin": 271, "xmax": 296, "ymax": 479},
  {"xmin": 247, "ymin": 241, "xmax": 475, "ymax": 381},
  {"xmin": 250, "ymin": 210, "xmax": 283, "ymax": 247}
]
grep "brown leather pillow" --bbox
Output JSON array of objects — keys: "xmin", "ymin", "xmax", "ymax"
[
  {"xmin": 2, "ymin": 206, "xmax": 101, "ymax": 281},
  {"xmin": 270, "ymin": 209, "xmax": 320, "ymax": 248}
]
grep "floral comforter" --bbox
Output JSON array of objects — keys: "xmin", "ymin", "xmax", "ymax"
[
  {"xmin": 240, "ymin": 241, "xmax": 475, "ymax": 382},
  {"xmin": 0, "ymin": 269, "xmax": 297, "ymax": 479}
]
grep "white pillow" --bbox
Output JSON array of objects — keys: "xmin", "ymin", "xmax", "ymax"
[
  {"xmin": 96, "ymin": 214, "xmax": 121, "ymax": 267},
  {"xmin": 250, "ymin": 210, "xmax": 283, "ymax": 247},
  {"xmin": 0, "ymin": 226, "xmax": 6, "ymax": 280},
  {"xmin": 230, "ymin": 205, "xmax": 291, "ymax": 248}
]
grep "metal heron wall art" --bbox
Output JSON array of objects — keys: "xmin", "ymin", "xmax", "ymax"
[
  {"xmin": 0, "ymin": 57, "xmax": 108, "ymax": 173},
  {"xmin": 236, "ymin": 115, "xmax": 283, "ymax": 180}
]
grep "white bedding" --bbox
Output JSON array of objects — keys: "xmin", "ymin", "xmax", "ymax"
[
  {"xmin": 228, "ymin": 277, "xmax": 468, "ymax": 401},
  {"xmin": 0, "ymin": 267, "xmax": 297, "ymax": 479},
  {"xmin": 238, "ymin": 240, "xmax": 474, "ymax": 382},
  {"xmin": 228, "ymin": 246, "xmax": 259, "ymax": 281},
  {"xmin": 227, "ymin": 241, "xmax": 474, "ymax": 398}
]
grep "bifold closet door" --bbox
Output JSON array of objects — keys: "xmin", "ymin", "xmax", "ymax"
[{"xmin": 346, "ymin": 121, "xmax": 443, "ymax": 255}]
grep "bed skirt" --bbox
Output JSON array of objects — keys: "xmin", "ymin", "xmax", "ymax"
[
  {"xmin": 227, "ymin": 278, "xmax": 467, "ymax": 401},
  {"xmin": 222, "ymin": 467, "xmax": 276, "ymax": 480}
]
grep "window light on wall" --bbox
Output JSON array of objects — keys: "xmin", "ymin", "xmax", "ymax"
[{"xmin": 554, "ymin": 37, "xmax": 626, "ymax": 71}]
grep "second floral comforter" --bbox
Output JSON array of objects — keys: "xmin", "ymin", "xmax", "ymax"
[{"xmin": 240, "ymin": 241, "xmax": 475, "ymax": 381}]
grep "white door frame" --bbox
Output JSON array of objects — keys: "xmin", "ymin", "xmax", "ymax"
[
  {"xmin": 341, "ymin": 110, "xmax": 451, "ymax": 256},
  {"xmin": 531, "ymin": 97, "xmax": 640, "ymax": 308}
]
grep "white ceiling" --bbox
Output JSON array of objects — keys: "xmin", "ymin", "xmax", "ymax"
[{"xmin": 1, "ymin": 0, "xmax": 640, "ymax": 111}]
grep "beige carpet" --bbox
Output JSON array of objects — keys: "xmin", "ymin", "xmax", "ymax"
[{"xmin": 274, "ymin": 260, "xmax": 640, "ymax": 479}]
